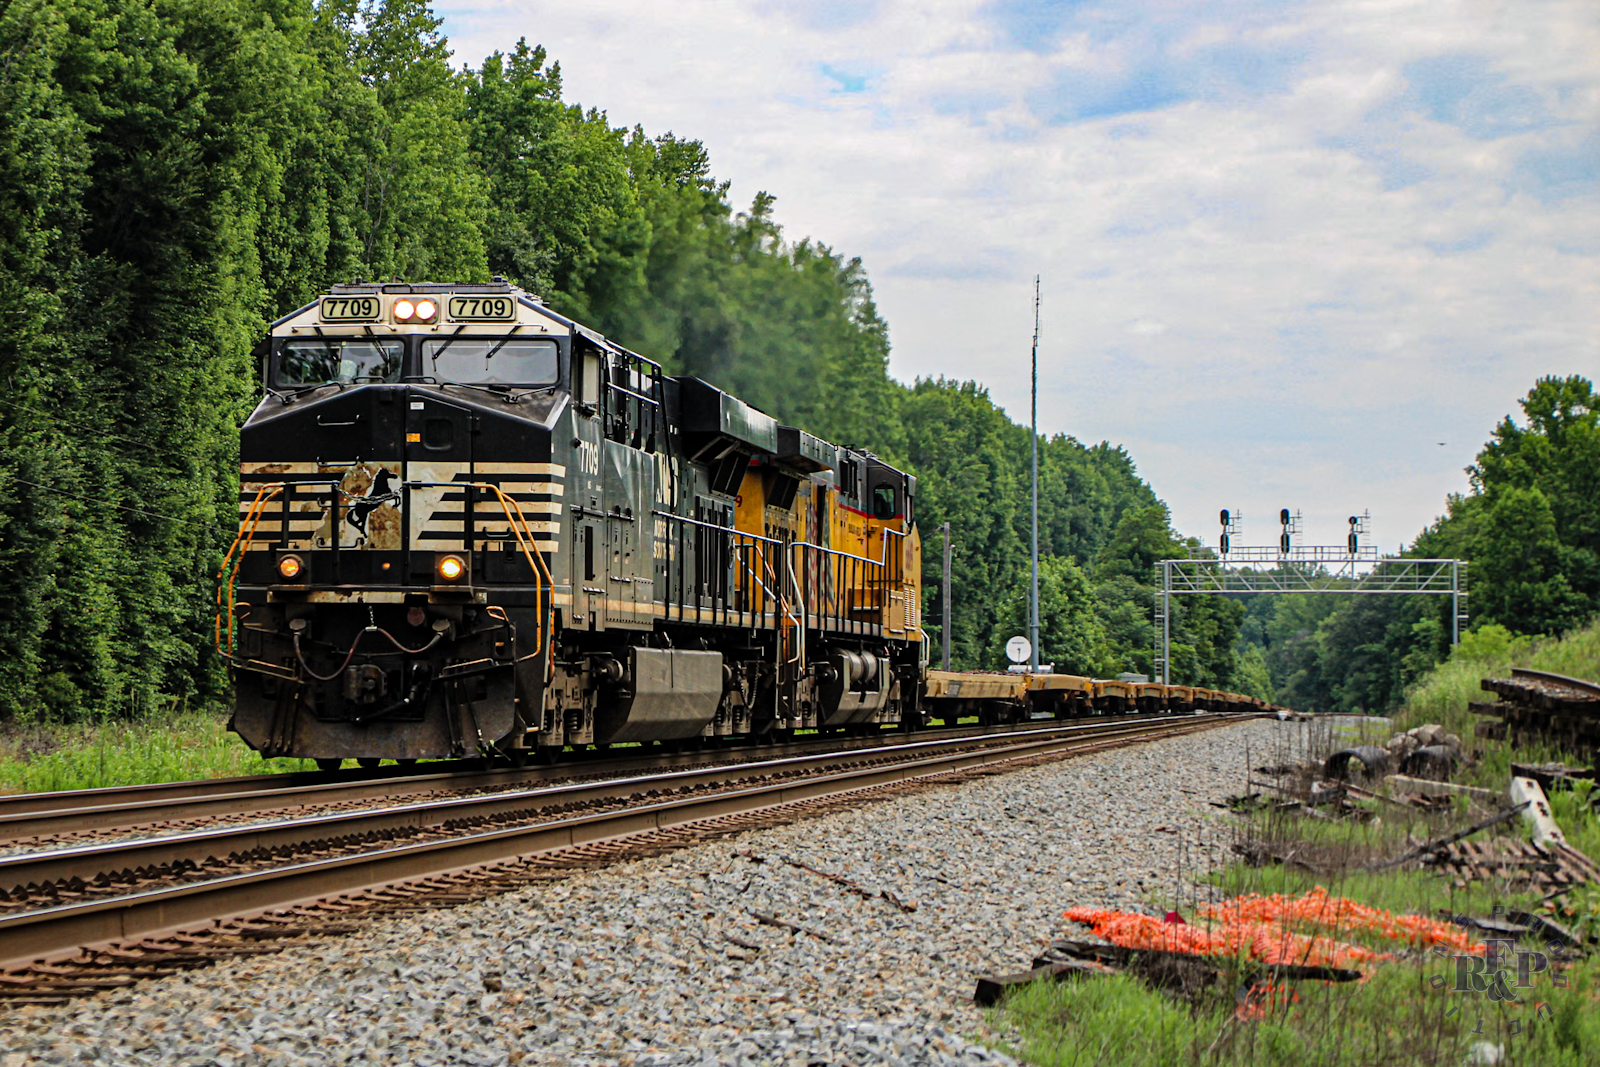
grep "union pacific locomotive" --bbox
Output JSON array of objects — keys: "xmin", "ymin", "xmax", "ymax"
[{"xmin": 220, "ymin": 280, "xmax": 926, "ymax": 767}]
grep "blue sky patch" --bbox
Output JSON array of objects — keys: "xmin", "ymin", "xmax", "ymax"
[
  {"xmin": 1510, "ymin": 133, "xmax": 1600, "ymax": 202},
  {"xmin": 1403, "ymin": 55, "xmax": 1550, "ymax": 140},
  {"xmin": 1026, "ymin": 35, "xmax": 1305, "ymax": 125},
  {"xmin": 986, "ymin": 0, "xmax": 1102, "ymax": 53},
  {"xmin": 1030, "ymin": 65, "xmax": 1188, "ymax": 123},
  {"xmin": 819, "ymin": 63, "xmax": 872, "ymax": 93}
]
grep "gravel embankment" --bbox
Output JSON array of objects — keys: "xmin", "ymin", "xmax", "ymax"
[{"xmin": 0, "ymin": 718, "xmax": 1304, "ymax": 1066}]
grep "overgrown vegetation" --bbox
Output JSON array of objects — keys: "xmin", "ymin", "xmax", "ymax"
[
  {"xmin": 998, "ymin": 953, "xmax": 1600, "ymax": 1067},
  {"xmin": 996, "ymin": 621, "xmax": 1600, "ymax": 1065},
  {"xmin": 1402, "ymin": 618, "xmax": 1600, "ymax": 741},
  {"xmin": 0, "ymin": 704, "xmax": 313, "ymax": 793}
]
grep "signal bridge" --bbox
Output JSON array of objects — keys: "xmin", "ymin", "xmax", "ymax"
[{"xmin": 1153, "ymin": 508, "xmax": 1467, "ymax": 684}]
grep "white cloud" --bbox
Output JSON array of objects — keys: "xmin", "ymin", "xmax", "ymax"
[{"xmin": 436, "ymin": 0, "xmax": 1598, "ymax": 552}]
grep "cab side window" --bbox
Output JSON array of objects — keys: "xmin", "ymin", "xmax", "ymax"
[
  {"xmin": 579, "ymin": 351, "xmax": 602, "ymax": 409},
  {"xmin": 873, "ymin": 485, "xmax": 896, "ymax": 520}
]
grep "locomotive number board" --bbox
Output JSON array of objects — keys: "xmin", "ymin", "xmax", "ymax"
[
  {"xmin": 448, "ymin": 295, "xmax": 517, "ymax": 321},
  {"xmin": 320, "ymin": 296, "xmax": 381, "ymax": 322}
]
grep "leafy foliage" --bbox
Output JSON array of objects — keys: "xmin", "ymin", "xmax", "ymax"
[{"xmin": 0, "ymin": 0, "xmax": 1254, "ymax": 722}]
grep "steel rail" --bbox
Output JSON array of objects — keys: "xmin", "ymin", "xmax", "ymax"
[
  {"xmin": 1509, "ymin": 668, "xmax": 1600, "ymax": 699},
  {"xmin": 0, "ymin": 717, "xmax": 1142, "ymax": 841},
  {"xmin": 0, "ymin": 714, "xmax": 1250, "ymax": 971},
  {"xmin": 0, "ymin": 719, "xmax": 1213, "ymax": 890}
]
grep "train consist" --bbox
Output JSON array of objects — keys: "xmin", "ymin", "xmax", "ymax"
[{"xmin": 218, "ymin": 281, "xmax": 1264, "ymax": 768}]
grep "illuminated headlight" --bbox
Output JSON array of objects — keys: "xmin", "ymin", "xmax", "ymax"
[
  {"xmin": 414, "ymin": 298, "xmax": 438, "ymax": 322},
  {"xmin": 436, "ymin": 554, "xmax": 467, "ymax": 582},
  {"xmin": 393, "ymin": 298, "xmax": 416, "ymax": 321},
  {"xmin": 277, "ymin": 554, "xmax": 305, "ymax": 580}
]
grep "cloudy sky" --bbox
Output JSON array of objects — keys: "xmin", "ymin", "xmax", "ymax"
[{"xmin": 434, "ymin": 0, "xmax": 1598, "ymax": 553}]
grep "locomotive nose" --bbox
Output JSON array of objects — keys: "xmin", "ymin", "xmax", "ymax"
[{"xmin": 226, "ymin": 381, "xmax": 558, "ymax": 763}]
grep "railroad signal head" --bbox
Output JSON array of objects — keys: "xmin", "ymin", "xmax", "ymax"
[
  {"xmin": 1280, "ymin": 509, "xmax": 1291, "ymax": 526},
  {"xmin": 1220, "ymin": 509, "xmax": 1231, "ymax": 527}
]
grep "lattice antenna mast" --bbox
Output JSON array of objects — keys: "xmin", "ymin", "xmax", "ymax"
[{"xmin": 1029, "ymin": 275, "xmax": 1041, "ymax": 672}]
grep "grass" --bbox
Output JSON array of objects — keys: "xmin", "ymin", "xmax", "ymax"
[
  {"xmin": 997, "ymin": 951, "xmax": 1600, "ymax": 1067},
  {"xmin": 1401, "ymin": 619, "xmax": 1600, "ymax": 740},
  {"xmin": 0, "ymin": 705, "xmax": 315, "ymax": 794},
  {"xmin": 994, "ymin": 621, "xmax": 1600, "ymax": 1067}
]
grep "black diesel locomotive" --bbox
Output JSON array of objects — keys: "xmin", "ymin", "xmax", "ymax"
[{"xmin": 220, "ymin": 281, "xmax": 926, "ymax": 767}]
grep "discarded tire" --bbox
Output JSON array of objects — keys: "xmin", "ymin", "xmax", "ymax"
[
  {"xmin": 1401, "ymin": 745, "xmax": 1458, "ymax": 780},
  {"xmin": 1323, "ymin": 746, "xmax": 1392, "ymax": 781}
]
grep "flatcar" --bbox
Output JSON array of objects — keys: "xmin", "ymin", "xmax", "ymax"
[{"xmin": 216, "ymin": 281, "xmax": 1268, "ymax": 767}]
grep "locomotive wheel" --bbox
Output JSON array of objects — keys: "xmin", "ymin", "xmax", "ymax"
[
  {"xmin": 356, "ymin": 757, "xmax": 381, "ymax": 769},
  {"xmin": 535, "ymin": 745, "xmax": 562, "ymax": 765},
  {"xmin": 314, "ymin": 758, "xmax": 343, "ymax": 772}
]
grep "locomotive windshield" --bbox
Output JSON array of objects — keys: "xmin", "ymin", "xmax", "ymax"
[
  {"xmin": 425, "ymin": 337, "xmax": 560, "ymax": 387},
  {"xmin": 278, "ymin": 338, "xmax": 403, "ymax": 385}
]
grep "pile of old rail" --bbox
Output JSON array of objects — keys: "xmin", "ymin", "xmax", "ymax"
[
  {"xmin": 1474, "ymin": 668, "xmax": 1600, "ymax": 754},
  {"xmin": 0, "ymin": 713, "xmax": 1259, "ymax": 1002},
  {"xmin": 0, "ymin": 715, "xmax": 1163, "ymax": 849}
]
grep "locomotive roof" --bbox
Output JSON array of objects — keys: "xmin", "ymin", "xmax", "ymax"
[{"xmin": 269, "ymin": 280, "xmax": 631, "ymax": 356}]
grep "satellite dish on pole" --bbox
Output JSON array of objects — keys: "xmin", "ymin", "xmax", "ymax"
[{"xmin": 1006, "ymin": 636, "xmax": 1032, "ymax": 665}]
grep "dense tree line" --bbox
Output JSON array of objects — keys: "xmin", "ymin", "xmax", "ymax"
[
  {"xmin": 1243, "ymin": 375, "xmax": 1599, "ymax": 712},
  {"xmin": 0, "ymin": 0, "xmax": 1249, "ymax": 722}
]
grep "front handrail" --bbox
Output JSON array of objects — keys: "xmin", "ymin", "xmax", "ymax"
[
  {"xmin": 217, "ymin": 479, "xmax": 556, "ymax": 678},
  {"xmin": 215, "ymin": 482, "xmax": 284, "ymax": 653},
  {"xmin": 464, "ymin": 481, "xmax": 556, "ymax": 668}
]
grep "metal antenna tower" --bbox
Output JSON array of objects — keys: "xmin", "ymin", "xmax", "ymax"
[{"xmin": 1029, "ymin": 275, "xmax": 1040, "ymax": 673}]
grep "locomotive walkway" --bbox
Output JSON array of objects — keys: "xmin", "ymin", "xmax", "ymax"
[{"xmin": 0, "ymin": 714, "xmax": 1258, "ymax": 1001}]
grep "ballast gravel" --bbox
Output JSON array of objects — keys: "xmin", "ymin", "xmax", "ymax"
[{"xmin": 0, "ymin": 718, "xmax": 1303, "ymax": 1066}]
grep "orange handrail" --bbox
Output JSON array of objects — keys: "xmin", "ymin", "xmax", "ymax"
[
  {"xmin": 215, "ymin": 480, "xmax": 555, "ymax": 675},
  {"xmin": 215, "ymin": 482, "xmax": 284, "ymax": 653},
  {"xmin": 469, "ymin": 482, "xmax": 556, "ymax": 667}
]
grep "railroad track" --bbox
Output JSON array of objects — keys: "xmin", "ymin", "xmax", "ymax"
[
  {"xmin": 0, "ymin": 713, "xmax": 1259, "ymax": 1004},
  {"xmin": 0, "ymin": 717, "xmax": 1153, "ymax": 848}
]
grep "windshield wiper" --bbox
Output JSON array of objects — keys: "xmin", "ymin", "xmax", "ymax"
[
  {"xmin": 271, "ymin": 380, "xmax": 349, "ymax": 402},
  {"xmin": 426, "ymin": 324, "xmax": 469, "ymax": 369},
  {"xmin": 508, "ymin": 383, "xmax": 563, "ymax": 402},
  {"xmin": 439, "ymin": 381, "xmax": 525, "ymax": 404},
  {"xmin": 480, "ymin": 324, "xmax": 523, "ymax": 363}
]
